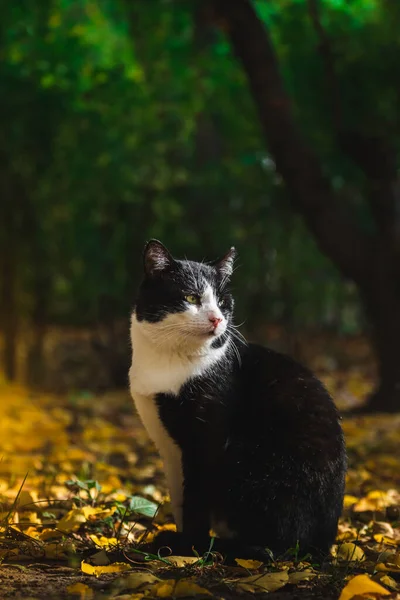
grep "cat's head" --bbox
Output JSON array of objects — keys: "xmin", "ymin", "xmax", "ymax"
[{"xmin": 133, "ymin": 240, "xmax": 236, "ymax": 353}]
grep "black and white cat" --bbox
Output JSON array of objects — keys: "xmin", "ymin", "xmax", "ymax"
[{"xmin": 129, "ymin": 240, "xmax": 346, "ymax": 560}]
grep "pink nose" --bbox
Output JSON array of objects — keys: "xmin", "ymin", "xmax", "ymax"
[{"xmin": 209, "ymin": 315, "xmax": 223, "ymax": 328}]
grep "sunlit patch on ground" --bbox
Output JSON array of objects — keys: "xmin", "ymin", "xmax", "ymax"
[{"xmin": 0, "ymin": 375, "xmax": 399, "ymax": 599}]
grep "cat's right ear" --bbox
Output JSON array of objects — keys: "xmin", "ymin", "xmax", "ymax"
[{"xmin": 143, "ymin": 239, "xmax": 174, "ymax": 276}]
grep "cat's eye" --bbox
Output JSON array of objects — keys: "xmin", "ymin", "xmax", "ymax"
[
  {"xmin": 185, "ymin": 294, "xmax": 199, "ymax": 305},
  {"xmin": 218, "ymin": 298, "xmax": 226, "ymax": 307}
]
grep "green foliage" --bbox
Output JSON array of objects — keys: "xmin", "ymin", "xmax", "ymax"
[{"xmin": 4, "ymin": 0, "xmax": 388, "ymax": 335}]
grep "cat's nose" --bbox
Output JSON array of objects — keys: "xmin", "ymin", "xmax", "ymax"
[{"xmin": 209, "ymin": 315, "xmax": 223, "ymax": 328}]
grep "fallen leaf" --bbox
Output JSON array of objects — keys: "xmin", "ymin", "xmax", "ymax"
[
  {"xmin": 288, "ymin": 570, "xmax": 317, "ymax": 584},
  {"xmin": 343, "ymin": 495, "xmax": 359, "ymax": 509},
  {"xmin": 339, "ymin": 574, "xmax": 391, "ymax": 600},
  {"xmin": 336, "ymin": 542, "xmax": 366, "ymax": 562},
  {"xmin": 235, "ymin": 558, "xmax": 263, "ymax": 570},
  {"xmin": 66, "ymin": 583, "xmax": 94, "ymax": 598},
  {"xmin": 372, "ymin": 572, "xmax": 398, "ymax": 590},
  {"xmin": 114, "ymin": 572, "xmax": 160, "ymax": 591},
  {"xmin": 236, "ymin": 570, "xmax": 289, "ymax": 593},
  {"xmin": 89, "ymin": 534, "xmax": 119, "ymax": 549},
  {"xmin": 81, "ymin": 560, "xmax": 131, "ymax": 577},
  {"xmin": 57, "ymin": 508, "xmax": 88, "ymax": 532},
  {"xmin": 152, "ymin": 579, "xmax": 211, "ymax": 598},
  {"xmin": 353, "ymin": 490, "xmax": 396, "ymax": 512},
  {"xmin": 374, "ymin": 534, "xmax": 398, "ymax": 546}
]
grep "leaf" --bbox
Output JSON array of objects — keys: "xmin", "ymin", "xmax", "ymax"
[
  {"xmin": 114, "ymin": 572, "xmax": 160, "ymax": 591},
  {"xmin": 235, "ymin": 558, "xmax": 263, "ymax": 569},
  {"xmin": 343, "ymin": 495, "xmax": 359, "ymax": 509},
  {"xmin": 375, "ymin": 553, "xmax": 400, "ymax": 572},
  {"xmin": 89, "ymin": 534, "xmax": 119, "ymax": 549},
  {"xmin": 336, "ymin": 543, "xmax": 366, "ymax": 562},
  {"xmin": 288, "ymin": 570, "xmax": 317, "ymax": 584},
  {"xmin": 81, "ymin": 560, "xmax": 131, "ymax": 577},
  {"xmin": 17, "ymin": 489, "xmax": 39, "ymax": 508},
  {"xmin": 339, "ymin": 574, "xmax": 391, "ymax": 600},
  {"xmin": 372, "ymin": 572, "xmax": 398, "ymax": 591},
  {"xmin": 373, "ymin": 534, "xmax": 398, "ymax": 546},
  {"xmin": 129, "ymin": 496, "xmax": 158, "ymax": 518},
  {"xmin": 152, "ymin": 580, "xmax": 211, "ymax": 598},
  {"xmin": 236, "ymin": 570, "xmax": 289, "ymax": 593},
  {"xmin": 353, "ymin": 490, "xmax": 396, "ymax": 512},
  {"xmin": 57, "ymin": 508, "xmax": 87, "ymax": 532},
  {"xmin": 66, "ymin": 583, "xmax": 94, "ymax": 598}
]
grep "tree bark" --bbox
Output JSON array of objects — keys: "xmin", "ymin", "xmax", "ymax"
[{"xmin": 0, "ymin": 189, "xmax": 18, "ymax": 381}]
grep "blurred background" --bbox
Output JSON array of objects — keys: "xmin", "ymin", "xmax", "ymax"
[{"xmin": 1, "ymin": 0, "xmax": 399, "ymax": 411}]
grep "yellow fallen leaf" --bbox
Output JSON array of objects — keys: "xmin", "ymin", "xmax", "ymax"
[
  {"xmin": 57, "ymin": 508, "xmax": 87, "ymax": 532},
  {"xmin": 353, "ymin": 490, "xmax": 395, "ymax": 512},
  {"xmin": 152, "ymin": 580, "xmax": 211, "ymax": 598},
  {"xmin": 339, "ymin": 574, "xmax": 390, "ymax": 600},
  {"xmin": 81, "ymin": 560, "xmax": 131, "ymax": 577},
  {"xmin": 374, "ymin": 534, "xmax": 398, "ymax": 546},
  {"xmin": 376, "ymin": 553, "xmax": 400, "ymax": 572},
  {"xmin": 237, "ymin": 570, "xmax": 289, "ymax": 593},
  {"xmin": 39, "ymin": 528, "xmax": 63, "ymax": 541},
  {"xmin": 16, "ymin": 489, "xmax": 39, "ymax": 508},
  {"xmin": 23, "ymin": 526, "xmax": 41, "ymax": 539},
  {"xmin": 154, "ymin": 581, "xmax": 174, "ymax": 598},
  {"xmin": 89, "ymin": 534, "xmax": 119, "ymax": 549},
  {"xmin": 66, "ymin": 583, "xmax": 94, "ymax": 598},
  {"xmin": 336, "ymin": 528, "xmax": 358, "ymax": 542},
  {"xmin": 288, "ymin": 570, "xmax": 317, "ymax": 584},
  {"xmin": 343, "ymin": 495, "xmax": 358, "ymax": 509},
  {"xmin": 235, "ymin": 558, "xmax": 263, "ymax": 570},
  {"xmin": 81, "ymin": 505, "xmax": 116, "ymax": 520},
  {"xmin": 336, "ymin": 543, "xmax": 366, "ymax": 562}
]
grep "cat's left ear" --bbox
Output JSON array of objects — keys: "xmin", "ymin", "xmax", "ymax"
[
  {"xmin": 211, "ymin": 247, "xmax": 236, "ymax": 278},
  {"xmin": 143, "ymin": 239, "xmax": 174, "ymax": 276}
]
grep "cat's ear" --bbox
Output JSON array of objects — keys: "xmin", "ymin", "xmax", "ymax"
[
  {"xmin": 212, "ymin": 247, "xmax": 236, "ymax": 278},
  {"xmin": 143, "ymin": 239, "xmax": 174, "ymax": 276}
]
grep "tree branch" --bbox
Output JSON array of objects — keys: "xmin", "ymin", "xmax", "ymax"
[{"xmin": 211, "ymin": 0, "xmax": 372, "ymax": 283}]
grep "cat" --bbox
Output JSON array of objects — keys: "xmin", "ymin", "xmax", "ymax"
[{"xmin": 129, "ymin": 239, "xmax": 346, "ymax": 561}]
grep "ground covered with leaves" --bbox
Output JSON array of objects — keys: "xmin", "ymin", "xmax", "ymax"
[{"xmin": 0, "ymin": 371, "xmax": 400, "ymax": 600}]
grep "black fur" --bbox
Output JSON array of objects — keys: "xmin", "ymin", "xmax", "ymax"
[{"xmin": 134, "ymin": 241, "xmax": 346, "ymax": 561}]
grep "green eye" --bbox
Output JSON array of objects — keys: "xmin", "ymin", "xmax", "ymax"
[{"xmin": 185, "ymin": 294, "xmax": 199, "ymax": 305}]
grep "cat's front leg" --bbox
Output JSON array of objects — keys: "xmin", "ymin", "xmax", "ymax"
[{"xmin": 181, "ymin": 468, "xmax": 211, "ymax": 538}]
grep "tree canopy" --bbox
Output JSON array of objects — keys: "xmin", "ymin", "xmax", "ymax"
[{"xmin": 2, "ymin": 0, "xmax": 400, "ymax": 407}]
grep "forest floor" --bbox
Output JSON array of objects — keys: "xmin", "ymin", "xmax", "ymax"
[{"xmin": 0, "ymin": 371, "xmax": 399, "ymax": 600}]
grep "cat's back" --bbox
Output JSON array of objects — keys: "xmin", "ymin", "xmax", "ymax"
[{"xmin": 233, "ymin": 342, "xmax": 345, "ymax": 459}]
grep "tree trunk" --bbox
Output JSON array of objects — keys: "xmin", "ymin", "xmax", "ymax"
[
  {"xmin": 360, "ymin": 260, "xmax": 400, "ymax": 412},
  {"xmin": 211, "ymin": 0, "xmax": 400, "ymax": 412},
  {"xmin": 0, "ymin": 245, "xmax": 18, "ymax": 380}
]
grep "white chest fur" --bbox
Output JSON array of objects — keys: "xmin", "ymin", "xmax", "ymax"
[
  {"xmin": 129, "ymin": 314, "xmax": 227, "ymax": 397},
  {"xmin": 129, "ymin": 312, "xmax": 228, "ymax": 531}
]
